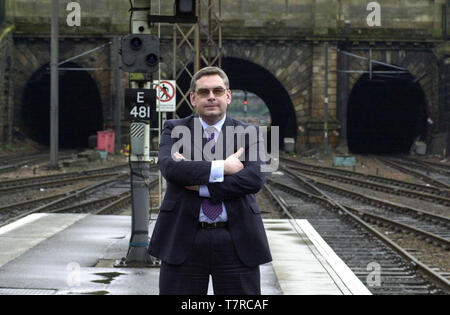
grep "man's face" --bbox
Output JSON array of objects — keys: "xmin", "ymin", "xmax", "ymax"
[{"xmin": 190, "ymin": 74, "xmax": 231, "ymax": 125}]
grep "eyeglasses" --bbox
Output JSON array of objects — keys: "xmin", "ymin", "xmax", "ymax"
[{"xmin": 195, "ymin": 87, "xmax": 227, "ymax": 98}]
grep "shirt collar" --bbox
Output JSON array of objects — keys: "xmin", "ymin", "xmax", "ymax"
[{"xmin": 199, "ymin": 115, "xmax": 226, "ymax": 134}]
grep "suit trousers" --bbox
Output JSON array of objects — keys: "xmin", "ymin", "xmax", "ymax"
[{"xmin": 159, "ymin": 226, "xmax": 261, "ymax": 295}]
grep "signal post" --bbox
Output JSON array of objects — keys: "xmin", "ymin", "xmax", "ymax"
[
  {"xmin": 121, "ymin": 0, "xmax": 159, "ymax": 266},
  {"xmin": 119, "ymin": 0, "xmax": 209, "ymax": 266}
]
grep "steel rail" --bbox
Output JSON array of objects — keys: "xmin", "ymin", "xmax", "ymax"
[
  {"xmin": 394, "ymin": 157, "xmax": 450, "ymax": 176},
  {"xmin": 0, "ymin": 174, "xmax": 129, "ymax": 228},
  {"xmin": 283, "ymin": 166, "xmax": 450, "ymax": 248},
  {"xmin": 0, "ymin": 172, "xmax": 121, "ymax": 194},
  {"xmin": 279, "ymin": 156, "xmax": 450, "ymax": 197},
  {"xmin": 0, "ymin": 191, "xmax": 74, "ymax": 213},
  {"xmin": 291, "ymin": 171, "xmax": 450, "ymax": 231},
  {"xmin": 50, "ymin": 191, "xmax": 131, "ymax": 214},
  {"xmin": 93, "ymin": 193, "xmax": 132, "ymax": 215},
  {"xmin": 266, "ymin": 177, "xmax": 450, "ymax": 292},
  {"xmin": 284, "ymin": 166, "xmax": 450, "ymax": 226},
  {"xmin": 284, "ymin": 164, "xmax": 450, "ymax": 206},
  {"xmin": 346, "ymin": 206, "xmax": 450, "ymax": 249},
  {"xmin": 0, "ymin": 163, "xmax": 128, "ymax": 189},
  {"xmin": 402, "ymin": 156, "xmax": 450, "ymax": 172},
  {"xmin": 94, "ymin": 178, "xmax": 159, "ymax": 215},
  {"xmin": 0, "ymin": 152, "xmax": 78, "ymax": 174},
  {"xmin": 377, "ymin": 157, "xmax": 450, "ymax": 189}
]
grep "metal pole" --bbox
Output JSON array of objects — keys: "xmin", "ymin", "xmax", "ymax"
[
  {"xmin": 195, "ymin": 0, "xmax": 200, "ymax": 72},
  {"xmin": 50, "ymin": 0, "xmax": 59, "ymax": 167},
  {"xmin": 113, "ymin": 36, "xmax": 121, "ymax": 152},
  {"xmin": 125, "ymin": 0, "xmax": 153, "ymax": 265},
  {"xmin": 337, "ymin": 41, "xmax": 349, "ymax": 151},
  {"xmin": 208, "ymin": 0, "xmax": 212, "ymax": 63},
  {"xmin": 324, "ymin": 42, "xmax": 329, "ymax": 155},
  {"xmin": 157, "ymin": 0, "xmax": 164, "ymax": 209},
  {"xmin": 443, "ymin": 4, "xmax": 448, "ymax": 39},
  {"xmin": 218, "ymin": 0, "xmax": 222, "ymax": 68}
]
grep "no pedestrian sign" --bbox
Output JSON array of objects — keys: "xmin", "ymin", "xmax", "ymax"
[{"xmin": 153, "ymin": 80, "xmax": 176, "ymax": 112}]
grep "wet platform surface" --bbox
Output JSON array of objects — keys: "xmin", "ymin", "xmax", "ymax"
[{"xmin": 0, "ymin": 213, "xmax": 370, "ymax": 295}]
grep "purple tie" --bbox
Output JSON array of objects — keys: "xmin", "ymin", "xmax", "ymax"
[{"xmin": 202, "ymin": 127, "xmax": 222, "ymax": 221}]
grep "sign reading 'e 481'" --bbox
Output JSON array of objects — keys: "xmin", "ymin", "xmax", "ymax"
[
  {"xmin": 125, "ymin": 88, "xmax": 156, "ymax": 121},
  {"xmin": 125, "ymin": 89, "xmax": 156, "ymax": 121}
]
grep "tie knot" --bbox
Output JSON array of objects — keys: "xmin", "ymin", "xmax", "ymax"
[{"xmin": 206, "ymin": 126, "xmax": 216, "ymax": 140}]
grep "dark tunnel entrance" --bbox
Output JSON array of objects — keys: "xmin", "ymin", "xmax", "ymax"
[
  {"xmin": 22, "ymin": 62, "xmax": 103, "ymax": 149},
  {"xmin": 175, "ymin": 58, "xmax": 297, "ymax": 149},
  {"xmin": 347, "ymin": 65, "xmax": 427, "ymax": 154}
]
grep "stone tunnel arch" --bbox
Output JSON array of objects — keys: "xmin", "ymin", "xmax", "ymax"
[
  {"xmin": 175, "ymin": 57, "xmax": 297, "ymax": 149},
  {"xmin": 347, "ymin": 65, "xmax": 428, "ymax": 154},
  {"xmin": 22, "ymin": 62, "xmax": 103, "ymax": 148}
]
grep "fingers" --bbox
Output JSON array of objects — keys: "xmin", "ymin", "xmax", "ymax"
[
  {"xmin": 226, "ymin": 147, "xmax": 244, "ymax": 160},
  {"xmin": 173, "ymin": 151, "xmax": 186, "ymax": 161},
  {"xmin": 177, "ymin": 149, "xmax": 243, "ymax": 161},
  {"xmin": 234, "ymin": 147, "xmax": 244, "ymax": 158},
  {"xmin": 224, "ymin": 147, "xmax": 245, "ymax": 175}
]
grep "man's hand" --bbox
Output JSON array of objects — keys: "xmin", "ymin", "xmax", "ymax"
[
  {"xmin": 224, "ymin": 147, "xmax": 244, "ymax": 175},
  {"xmin": 172, "ymin": 152, "xmax": 198, "ymax": 191},
  {"xmin": 173, "ymin": 151, "xmax": 186, "ymax": 161},
  {"xmin": 184, "ymin": 185, "xmax": 199, "ymax": 191}
]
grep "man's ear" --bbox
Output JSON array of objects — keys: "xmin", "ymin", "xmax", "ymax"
[
  {"xmin": 190, "ymin": 91, "xmax": 196, "ymax": 106},
  {"xmin": 226, "ymin": 89, "xmax": 232, "ymax": 104}
]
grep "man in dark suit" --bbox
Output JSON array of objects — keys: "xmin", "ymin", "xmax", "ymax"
[{"xmin": 149, "ymin": 67, "xmax": 272, "ymax": 295}]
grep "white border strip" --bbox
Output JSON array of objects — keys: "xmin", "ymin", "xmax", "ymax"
[{"xmin": 294, "ymin": 219, "xmax": 372, "ymax": 295}]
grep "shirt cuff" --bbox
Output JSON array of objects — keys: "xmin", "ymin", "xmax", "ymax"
[
  {"xmin": 209, "ymin": 160, "xmax": 224, "ymax": 183},
  {"xmin": 199, "ymin": 185, "xmax": 211, "ymax": 197}
]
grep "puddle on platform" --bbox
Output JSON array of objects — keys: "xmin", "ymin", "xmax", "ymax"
[
  {"xmin": 266, "ymin": 226, "xmax": 292, "ymax": 231},
  {"xmin": 79, "ymin": 290, "xmax": 109, "ymax": 295},
  {"xmin": 91, "ymin": 272, "xmax": 125, "ymax": 285}
]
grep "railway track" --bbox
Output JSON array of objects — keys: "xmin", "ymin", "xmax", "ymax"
[
  {"xmin": 403, "ymin": 156, "xmax": 450, "ymax": 173},
  {"xmin": 0, "ymin": 153, "xmax": 48, "ymax": 173},
  {"xmin": 0, "ymin": 163, "xmax": 128, "ymax": 193},
  {"xmin": 0, "ymin": 151, "xmax": 78, "ymax": 174},
  {"xmin": 279, "ymin": 156, "xmax": 450, "ymax": 197},
  {"xmin": 0, "ymin": 164, "xmax": 161, "ymax": 226},
  {"xmin": 377, "ymin": 157, "xmax": 450, "ymax": 189},
  {"xmin": 282, "ymin": 167, "xmax": 450, "ymax": 249},
  {"xmin": 50, "ymin": 177, "xmax": 159, "ymax": 215},
  {"xmin": 286, "ymin": 164, "xmax": 450, "ymax": 207},
  {"xmin": 265, "ymin": 167, "xmax": 450, "ymax": 294},
  {"xmin": 0, "ymin": 173, "xmax": 129, "ymax": 227},
  {"xmin": 2, "ymin": 150, "xmax": 447, "ymax": 293}
]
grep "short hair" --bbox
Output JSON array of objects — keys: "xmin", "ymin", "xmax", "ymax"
[{"xmin": 190, "ymin": 66, "xmax": 230, "ymax": 92}]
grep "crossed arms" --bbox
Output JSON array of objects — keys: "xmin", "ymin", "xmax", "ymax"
[{"xmin": 158, "ymin": 120, "xmax": 266, "ymax": 203}]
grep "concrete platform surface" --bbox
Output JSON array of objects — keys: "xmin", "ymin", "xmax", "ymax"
[
  {"xmin": 264, "ymin": 219, "xmax": 371, "ymax": 295},
  {"xmin": 0, "ymin": 213, "xmax": 370, "ymax": 295}
]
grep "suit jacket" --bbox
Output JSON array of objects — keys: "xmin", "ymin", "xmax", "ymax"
[{"xmin": 149, "ymin": 115, "xmax": 272, "ymax": 267}]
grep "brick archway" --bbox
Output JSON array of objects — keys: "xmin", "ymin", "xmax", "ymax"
[
  {"xmin": 12, "ymin": 38, "xmax": 112, "ymax": 138},
  {"xmin": 22, "ymin": 61, "xmax": 103, "ymax": 148},
  {"xmin": 347, "ymin": 64, "xmax": 428, "ymax": 153},
  {"xmin": 346, "ymin": 48, "xmax": 439, "ymax": 145}
]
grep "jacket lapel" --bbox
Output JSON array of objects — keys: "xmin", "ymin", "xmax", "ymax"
[
  {"xmin": 186, "ymin": 115, "xmax": 204, "ymax": 161},
  {"xmin": 188, "ymin": 115, "xmax": 235, "ymax": 161},
  {"xmin": 217, "ymin": 116, "xmax": 237, "ymax": 160}
]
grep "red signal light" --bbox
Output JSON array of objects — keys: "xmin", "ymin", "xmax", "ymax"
[{"xmin": 244, "ymin": 100, "xmax": 248, "ymax": 105}]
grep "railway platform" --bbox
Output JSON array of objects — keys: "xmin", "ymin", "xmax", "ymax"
[{"xmin": 0, "ymin": 213, "xmax": 371, "ymax": 295}]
